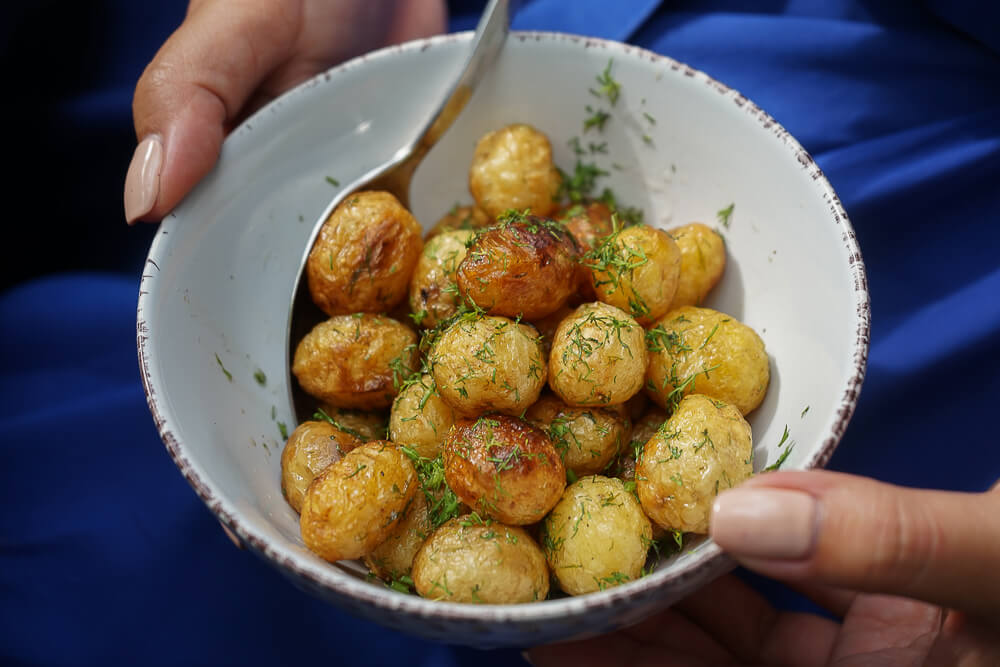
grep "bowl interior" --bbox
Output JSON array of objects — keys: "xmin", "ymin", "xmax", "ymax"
[{"xmin": 138, "ymin": 31, "xmax": 867, "ymax": 647}]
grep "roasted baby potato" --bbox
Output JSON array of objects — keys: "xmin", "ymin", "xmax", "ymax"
[
  {"xmin": 314, "ymin": 405, "xmax": 388, "ymax": 442},
  {"xmin": 645, "ymin": 306, "xmax": 769, "ymax": 415},
  {"xmin": 667, "ymin": 222, "xmax": 726, "ymax": 310},
  {"xmin": 293, "ymin": 314, "xmax": 417, "ymax": 410},
  {"xmin": 456, "ymin": 213, "xmax": 579, "ymax": 320},
  {"xmin": 528, "ymin": 303, "xmax": 575, "ymax": 359},
  {"xmin": 412, "ymin": 518, "xmax": 549, "ymax": 603},
  {"xmin": 300, "ymin": 441, "xmax": 419, "ymax": 562},
  {"xmin": 587, "ymin": 224, "xmax": 681, "ymax": 325},
  {"xmin": 280, "ymin": 420, "xmax": 363, "ymax": 513},
  {"xmin": 389, "ymin": 373, "xmax": 456, "ymax": 459},
  {"xmin": 468, "ymin": 123, "xmax": 561, "ymax": 218},
  {"xmin": 306, "ymin": 191, "xmax": 423, "ymax": 316},
  {"xmin": 541, "ymin": 476, "xmax": 652, "ymax": 595},
  {"xmin": 429, "ymin": 314, "xmax": 546, "ymax": 416},
  {"xmin": 443, "ymin": 414, "xmax": 566, "ymax": 525},
  {"xmin": 608, "ymin": 407, "xmax": 667, "ymax": 483},
  {"xmin": 409, "ymin": 229, "xmax": 474, "ymax": 328},
  {"xmin": 425, "ymin": 204, "xmax": 491, "ymax": 240},
  {"xmin": 549, "ymin": 302, "xmax": 647, "ymax": 406},
  {"xmin": 636, "ymin": 394, "xmax": 752, "ymax": 534},
  {"xmin": 526, "ymin": 394, "xmax": 628, "ymax": 476},
  {"xmin": 561, "ymin": 201, "xmax": 615, "ymax": 300},
  {"xmin": 364, "ymin": 492, "xmax": 432, "ymax": 581}
]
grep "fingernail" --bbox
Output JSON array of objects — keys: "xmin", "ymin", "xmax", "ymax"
[
  {"xmin": 711, "ymin": 488, "xmax": 818, "ymax": 560},
  {"xmin": 124, "ymin": 135, "xmax": 163, "ymax": 224}
]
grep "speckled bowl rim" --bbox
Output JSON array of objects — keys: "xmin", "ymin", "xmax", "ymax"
[{"xmin": 137, "ymin": 30, "xmax": 870, "ymax": 627}]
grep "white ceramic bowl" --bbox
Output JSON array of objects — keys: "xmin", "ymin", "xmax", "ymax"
[{"xmin": 137, "ymin": 31, "xmax": 869, "ymax": 648}]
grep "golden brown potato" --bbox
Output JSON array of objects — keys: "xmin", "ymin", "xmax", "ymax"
[
  {"xmin": 541, "ymin": 476, "xmax": 652, "ymax": 595},
  {"xmin": 314, "ymin": 405, "xmax": 388, "ymax": 442},
  {"xmin": 306, "ymin": 191, "xmax": 423, "ymax": 316},
  {"xmin": 389, "ymin": 374, "xmax": 456, "ymax": 459},
  {"xmin": 468, "ymin": 123, "xmax": 561, "ymax": 218},
  {"xmin": 549, "ymin": 302, "xmax": 647, "ymax": 407},
  {"xmin": 525, "ymin": 394, "xmax": 628, "ymax": 476},
  {"xmin": 429, "ymin": 314, "xmax": 546, "ymax": 416},
  {"xmin": 587, "ymin": 224, "xmax": 681, "ymax": 325},
  {"xmin": 300, "ymin": 441, "xmax": 419, "ymax": 562},
  {"xmin": 561, "ymin": 201, "xmax": 615, "ymax": 301},
  {"xmin": 608, "ymin": 407, "xmax": 667, "ymax": 483},
  {"xmin": 443, "ymin": 414, "xmax": 566, "ymax": 525},
  {"xmin": 528, "ymin": 303, "xmax": 574, "ymax": 359},
  {"xmin": 412, "ymin": 518, "xmax": 549, "ymax": 603},
  {"xmin": 408, "ymin": 229, "xmax": 474, "ymax": 329},
  {"xmin": 364, "ymin": 492, "xmax": 432, "ymax": 581},
  {"xmin": 645, "ymin": 306, "xmax": 769, "ymax": 415},
  {"xmin": 292, "ymin": 314, "xmax": 418, "ymax": 410},
  {"xmin": 280, "ymin": 420, "xmax": 364, "ymax": 513},
  {"xmin": 425, "ymin": 205, "xmax": 491, "ymax": 240},
  {"xmin": 456, "ymin": 214, "xmax": 578, "ymax": 320},
  {"xmin": 636, "ymin": 394, "xmax": 752, "ymax": 534},
  {"xmin": 667, "ymin": 223, "xmax": 726, "ymax": 310}
]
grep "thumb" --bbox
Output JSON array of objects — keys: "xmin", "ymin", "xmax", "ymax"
[
  {"xmin": 124, "ymin": 0, "xmax": 300, "ymax": 223},
  {"xmin": 710, "ymin": 470, "xmax": 1000, "ymax": 616}
]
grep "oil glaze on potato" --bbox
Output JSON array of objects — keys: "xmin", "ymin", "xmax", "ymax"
[
  {"xmin": 300, "ymin": 441, "xmax": 419, "ymax": 562},
  {"xmin": 645, "ymin": 306, "xmax": 769, "ymax": 415},
  {"xmin": 608, "ymin": 407, "xmax": 667, "ymax": 484},
  {"xmin": 561, "ymin": 202, "xmax": 615, "ymax": 300},
  {"xmin": 526, "ymin": 394, "xmax": 627, "ymax": 476},
  {"xmin": 280, "ymin": 421, "xmax": 363, "ymax": 513},
  {"xmin": 667, "ymin": 223, "xmax": 726, "ymax": 310},
  {"xmin": 306, "ymin": 191, "xmax": 423, "ymax": 316},
  {"xmin": 315, "ymin": 405, "xmax": 388, "ymax": 442},
  {"xmin": 456, "ymin": 214, "xmax": 578, "ymax": 320},
  {"xmin": 587, "ymin": 224, "xmax": 681, "ymax": 325},
  {"xmin": 443, "ymin": 414, "xmax": 565, "ymax": 525},
  {"xmin": 542, "ymin": 476, "xmax": 652, "ymax": 595},
  {"xmin": 293, "ymin": 314, "xmax": 417, "ymax": 410},
  {"xmin": 389, "ymin": 374, "xmax": 456, "ymax": 459},
  {"xmin": 549, "ymin": 302, "xmax": 647, "ymax": 406},
  {"xmin": 409, "ymin": 229, "xmax": 473, "ymax": 328},
  {"xmin": 412, "ymin": 518, "xmax": 549, "ymax": 603},
  {"xmin": 468, "ymin": 123, "xmax": 561, "ymax": 219},
  {"xmin": 429, "ymin": 314, "xmax": 546, "ymax": 416},
  {"xmin": 636, "ymin": 394, "xmax": 752, "ymax": 534},
  {"xmin": 364, "ymin": 492, "xmax": 432, "ymax": 580}
]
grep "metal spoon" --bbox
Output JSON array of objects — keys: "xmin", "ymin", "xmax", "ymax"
[{"xmin": 286, "ymin": 0, "xmax": 517, "ymax": 422}]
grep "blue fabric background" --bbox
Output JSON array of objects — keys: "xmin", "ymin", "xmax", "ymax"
[{"xmin": 2, "ymin": 0, "xmax": 998, "ymax": 664}]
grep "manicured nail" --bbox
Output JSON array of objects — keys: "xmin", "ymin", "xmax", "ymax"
[
  {"xmin": 711, "ymin": 488, "xmax": 817, "ymax": 560},
  {"xmin": 124, "ymin": 135, "xmax": 163, "ymax": 224}
]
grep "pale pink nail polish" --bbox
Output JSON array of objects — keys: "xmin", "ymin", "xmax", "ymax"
[
  {"xmin": 711, "ymin": 487, "xmax": 818, "ymax": 560},
  {"xmin": 124, "ymin": 135, "xmax": 163, "ymax": 224}
]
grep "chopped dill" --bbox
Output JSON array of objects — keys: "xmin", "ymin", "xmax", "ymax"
[{"xmin": 717, "ymin": 203, "xmax": 735, "ymax": 228}]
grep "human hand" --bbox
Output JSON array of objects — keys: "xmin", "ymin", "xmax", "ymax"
[
  {"xmin": 527, "ymin": 471, "xmax": 1000, "ymax": 666},
  {"xmin": 124, "ymin": 0, "xmax": 446, "ymax": 224}
]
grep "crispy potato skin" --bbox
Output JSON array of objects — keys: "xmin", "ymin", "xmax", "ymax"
[
  {"xmin": 456, "ymin": 217, "xmax": 579, "ymax": 320},
  {"xmin": 645, "ymin": 306, "xmax": 769, "ymax": 415},
  {"xmin": 542, "ymin": 476, "xmax": 652, "ymax": 595},
  {"xmin": 314, "ymin": 406, "xmax": 388, "ymax": 442},
  {"xmin": 300, "ymin": 441, "xmax": 419, "ymax": 562},
  {"xmin": 429, "ymin": 315, "xmax": 546, "ymax": 416},
  {"xmin": 526, "ymin": 394, "xmax": 628, "ymax": 476},
  {"xmin": 306, "ymin": 191, "xmax": 423, "ymax": 316},
  {"xmin": 409, "ymin": 230, "xmax": 474, "ymax": 329},
  {"xmin": 588, "ymin": 225, "xmax": 681, "ymax": 325},
  {"xmin": 425, "ymin": 205, "xmax": 491, "ymax": 240},
  {"xmin": 292, "ymin": 314, "xmax": 417, "ymax": 410},
  {"xmin": 443, "ymin": 414, "xmax": 566, "ymax": 525},
  {"xmin": 636, "ymin": 394, "xmax": 752, "ymax": 534},
  {"xmin": 364, "ymin": 491, "xmax": 432, "ymax": 580},
  {"xmin": 469, "ymin": 124, "xmax": 561, "ymax": 219},
  {"xmin": 389, "ymin": 374, "xmax": 456, "ymax": 459},
  {"xmin": 412, "ymin": 519, "xmax": 549, "ymax": 603},
  {"xmin": 549, "ymin": 302, "xmax": 648, "ymax": 407},
  {"xmin": 280, "ymin": 421, "xmax": 364, "ymax": 513},
  {"xmin": 667, "ymin": 223, "xmax": 726, "ymax": 310}
]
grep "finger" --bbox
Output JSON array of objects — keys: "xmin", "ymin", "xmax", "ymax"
[
  {"xmin": 525, "ymin": 622, "xmax": 714, "ymax": 667},
  {"xmin": 620, "ymin": 607, "xmax": 734, "ymax": 663},
  {"xmin": 674, "ymin": 574, "xmax": 837, "ymax": 666},
  {"xmin": 710, "ymin": 470, "xmax": 1000, "ymax": 616},
  {"xmin": 784, "ymin": 580, "xmax": 857, "ymax": 618},
  {"xmin": 125, "ymin": 0, "xmax": 302, "ymax": 223}
]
